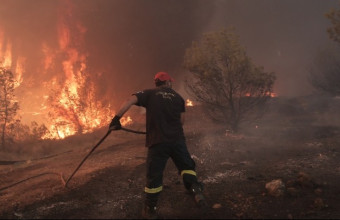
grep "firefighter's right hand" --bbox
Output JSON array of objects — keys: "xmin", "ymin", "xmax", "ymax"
[{"xmin": 109, "ymin": 115, "xmax": 121, "ymax": 130}]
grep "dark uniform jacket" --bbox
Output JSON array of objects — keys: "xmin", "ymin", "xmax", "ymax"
[{"xmin": 134, "ymin": 87, "xmax": 185, "ymax": 147}]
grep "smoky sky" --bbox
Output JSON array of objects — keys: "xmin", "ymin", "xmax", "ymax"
[
  {"xmin": 207, "ymin": 0, "xmax": 339, "ymax": 97},
  {"xmin": 0, "ymin": 0, "xmax": 339, "ymax": 107},
  {"xmin": 76, "ymin": 0, "xmax": 214, "ymax": 101},
  {"xmin": 0, "ymin": 0, "xmax": 214, "ymax": 106}
]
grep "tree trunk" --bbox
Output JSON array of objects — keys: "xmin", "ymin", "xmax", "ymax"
[
  {"xmin": 1, "ymin": 122, "xmax": 5, "ymax": 148},
  {"xmin": 1, "ymin": 86, "xmax": 8, "ymax": 148}
]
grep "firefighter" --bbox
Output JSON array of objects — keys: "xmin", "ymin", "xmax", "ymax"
[{"xmin": 109, "ymin": 72, "xmax": 206, "ymax": 219}]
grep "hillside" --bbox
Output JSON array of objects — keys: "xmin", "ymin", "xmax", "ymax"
[{"xmin": 1, "ymin": 96, "xmax": 340, "ymax": 219}]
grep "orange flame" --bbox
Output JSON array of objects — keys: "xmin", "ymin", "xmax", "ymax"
[
  {"xmin": 42, "ymin": 42, "xmax": 55, "ymax": 71},
  {"xmin": 0, "ymin": 30, "xmax": 12, "ymax": 68},
  {"xmin": 0, "ymin": 29, "xmax": 24, "ymax": 88},
  {"xmin": 39, "ymin": 2, "xmax": 132, "ymax": 139},
  {"xmin": 2, "ymin": 42, "xmax": 12, "ymax": 67},
  {"xmin": 268, "ymin": 92, "xmax": 277, "ymax": 98},
  {"xmin": 121, "ymin": 116, "xmax": 133, "ymax": 126},
  {"xmin": 14, "ymin": 57, "xmax": 25, "ymax": 88},
  {"xmin": 0, "ymin": 5, "xmax": 134, "ymax": 140},
  {"xmin": 244, "ymin": 92, "xmax": 277, "ymax": 97},
  {"xmin": 186, "ymin": 99, "xmax": 194, "ymax": 106}
]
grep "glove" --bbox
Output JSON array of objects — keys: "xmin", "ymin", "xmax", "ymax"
[{"xmin": 109, "ymin": 115, "xmax": 121, "ymax": 130}]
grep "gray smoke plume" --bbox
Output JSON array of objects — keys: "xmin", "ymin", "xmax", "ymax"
[{"xmin": 0, "ymin": 0, "xmax": 338, "ymax": 111}]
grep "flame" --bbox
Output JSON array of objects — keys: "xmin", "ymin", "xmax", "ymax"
[
  {"xmin": 14, "ymin": 57, "xmax": 25, "ymax": 88},
  {"xmin": 0, "ymin": 30, "xmax": 12, "ymax": 68},
  {"xmin": 121, "ymin": 116, "xmax": 133, "ymax": 126},
  {"xmin": 244, "ymin": 92, "xmax": 277, "ymax": 97},
  {"xmin": 0, "ymin": 28, "xmax": 24, "ymax": 88},
  {"xmin": 0, "ymin": 30, "xmax": 3, "ymax": 55},
  {"xmin": 0, "ymin": 3, "xmax": 135, "ymax": 140},
  {"xmin": 269, "ymin": 92, "xmax": 277, "ymax": 98},
  {"xmin": 37, "ymin": 3, "xmax": 104, "ymax": 139},
  {"xmin": 2, "ymin": 42, "xmax": 12, "ymax": 67},
  {"xmin": 42, "ymin": 42, "xmax": 54, "ymax": 71},
  {"xmin": 39, "ymin": 2, "xmax": 126, "ymax": 139},
  {"xmin": 186, "ymin": 99, "xmax": 194, "ymax": 106}
]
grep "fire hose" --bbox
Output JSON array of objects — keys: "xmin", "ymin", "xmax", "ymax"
[
  {"xmin": 0, "ymin": 127, "xmax": 146, "ymax": 192},
  {"xmin": 63, "ymin": 127, "xmax": 146, "ymax": 187}
]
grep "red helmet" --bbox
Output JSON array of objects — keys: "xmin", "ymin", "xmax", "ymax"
[{"xmin": 154, "ymin": 72, "xmax": 174, "ymax": 82}]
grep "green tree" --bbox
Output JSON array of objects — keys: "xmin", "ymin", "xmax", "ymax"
[
  {"xmin": 0, "ymin": 67, "xmax": 19, "ymax": 148},
  {"xmin": 183, "ymin": 28, "xmax": 276, "ymax": 131}
]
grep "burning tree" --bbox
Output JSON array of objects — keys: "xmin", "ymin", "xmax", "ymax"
[
  {"xmin": 183, "ymin": 28, "xmax": 276, "ymax": 131},
  {"xmin": 39, "ymin": 1, "xmax": 114, "ymax": 139},
  {"xmin": 46, "ymin": 71, "xmax": 112, "ymax": 139},
  {"xmin": 0, "ymin": 67, "xmax": 19, "ymax": 148}
]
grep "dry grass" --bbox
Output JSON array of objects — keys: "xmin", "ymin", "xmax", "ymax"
[{"xmin": 1, "ymin": 95, "xmax": 340, "ymax": 219}]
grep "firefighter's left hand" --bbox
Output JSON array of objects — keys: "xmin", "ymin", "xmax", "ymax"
[{"xmin": 109, "ymin": 115, "xmax": 121, "ymax": 130}]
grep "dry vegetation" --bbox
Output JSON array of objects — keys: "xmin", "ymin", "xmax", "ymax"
[{"xmin": 1, "ymin": 95, "xmax": 340, "ymax": 219}]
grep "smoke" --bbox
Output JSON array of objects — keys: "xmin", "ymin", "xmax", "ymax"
[
  {"xmin": 1, "ymin": 0, "xmax": 214, "ymax": 101},
  {"xmin": 0, "ymin": 0, "xmax": 339, "ymax": 126},
  {"xmin": 0, "ymin": 0, "xmax": 59, "ymax": 79},
  {"xmin": 207, "ymin": 0, "xmax": 339, "ymax": 97},
  {"xmin": 76, "ymin": 0, "xmax": 214, "ymax": 101}
]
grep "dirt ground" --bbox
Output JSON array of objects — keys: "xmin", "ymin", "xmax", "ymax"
[{"xmin": 1, "ymin": 97, "xmax": 340, "ymax": 219}]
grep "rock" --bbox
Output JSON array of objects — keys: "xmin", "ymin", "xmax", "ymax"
[
  {"xmin": 14, "ymin": 212, "xmax": 23, "ymax": 218},
  {"xmin": 285, "ymin": 179, "xmax": 298, "ymax": 188},
  {"xmin": 297, "ymin": 172, "xmax": 313, "ymax": 188},
  {"xmin": 265, "ymin": 179, "xmax": 285, "ymax": 197},
  {"xmin": 313, "ymin": 179, "xmax": 324, "ymax": 187},
  {"xmin": 286, "ymin": 187, "xmax": 299, "ymax": 197},
  {"xmin": 212, "ymin": 203, "xmax": 222, "ymax": 209},
  {"xmin": 314, "ymin": 188, "xmax": 323, "ymax": 196},
  {"xmin": 314, "ymin": 198, "xmax": 325, "ymax": 210}
]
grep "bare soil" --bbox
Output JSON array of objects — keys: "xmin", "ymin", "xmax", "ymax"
[{"xmin": 1, "ymin": 97, "xmax": 340, "ymax": 219}]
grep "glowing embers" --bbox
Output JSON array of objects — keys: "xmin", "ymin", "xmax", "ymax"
[
  {"xmin": 245, "ymin": 92, "xmax": 277, "ymax": 97},
  {"xmin": 267, "ymin": 92, "xmax": 277, "ymax": 98},
  {"xmin": 186, "ymin": 99, "xmax": 194, "ymax": 107}
]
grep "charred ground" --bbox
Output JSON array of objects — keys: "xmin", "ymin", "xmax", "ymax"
[{"xmin": 1, "ymin": 96, "xmax": 340, "ymax": 219}]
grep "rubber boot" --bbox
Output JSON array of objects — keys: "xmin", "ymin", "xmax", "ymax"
[
  {"xmin": 142, "ymin": 193, "xmax": 160, "ymax": 219},
  {"xmin": 141, "ymin": 204, "xmax": 159, "ymax": 219},
  {"xmin": 190, "ymin": 182, "xmax": 208, "ymax": 208}
]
